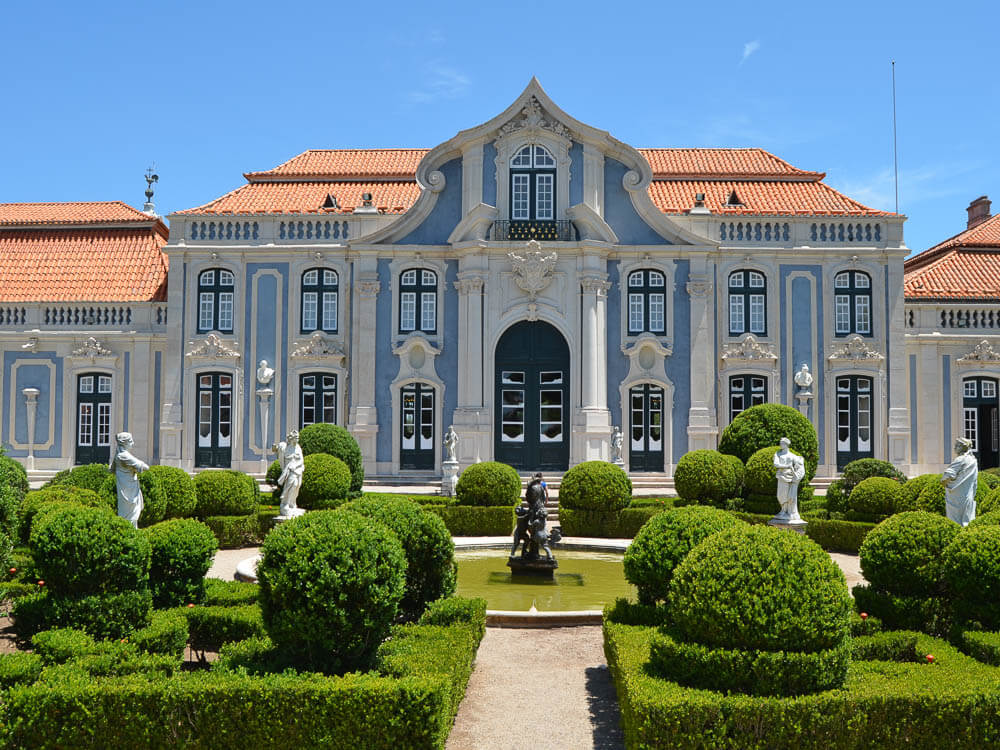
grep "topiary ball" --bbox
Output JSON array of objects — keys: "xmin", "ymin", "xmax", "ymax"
[
  {"xmin": 825, "ymin": 480, "xmax": 848, "ymax": 515},
  {"xmin": 913, "ymin": 475, "xmax": 990, "ymax": 516},
  {"xmin": 340, "ymin": 496, "xmax": 456, "ymax": 621},
  {"xmin": 624, "ymin": 506, "xmax": 746, "ymax": 604},
  {"xmin": 29, "ymin": 504, "xmax": 151, "ymax": 598},
  {"xmin": 896, "ymin": 474, "xmax": 940, "ymax": 513},
  {"xmin": 859, "ymin": 511, "xmax": 959, "ymax": 597},
  {"xmin": 47, "ymin": 463, "xmax": 112, "ymax": 494},
  {"xmin": 848, "ymin": 477, "xmax": 901, "ymax": 519},
  {"xmin": 673, "ymin": 450, "xmax": 744, "ymax": 506},
  {"xmin": 19, "ymin": 487, "xmax": 112, "ymax": 543},
  {"xmin": 298, "ymin": 454, "xmax": 352, "ymax": 510},
  {"xmin": 0, "ymin": 456, "xmax": 29, "ymax": 505},
  {"xmin": 744, "ymin": 446, "xmax": 799, "ymax": 496},
  {"xmin": 558, "ymin": 461, "xmax": 632, "ymax": 511},
  {"xmin": 840, "ymin": 458, "xmax": 906, "ymax": 495},
  {"xmin": 718, "ymin": 403, "xmax": 818, "ymax": 481},
  {"xmin": 145, "ymin": 466, "xmax": 198, "ymax": 519},
  {"xmin": 257, "ymin": 510, "xmax": 406, "ymax": 673},
  {"xmin": 455, "ymin": 461, "xmax": 522, "ymax": 507},
  {"xmin": 298, "ymin": 424, "xmax": 364, "ymax": 493},
  {"xmin": 943, "ymin": 526, "xmax": 1000, "ymax": 628},
  {"xmin": 144, "ymin": 519, "xmax": 219, "ymax": 608},
  {"xmin": 193, "ymin": 470, "xmax": 258, "ymax": 517}
]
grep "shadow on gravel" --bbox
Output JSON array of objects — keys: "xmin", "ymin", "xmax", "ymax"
[{"xmin": 585, "ymin": 665, "xmax": 625, "ymax": 749}]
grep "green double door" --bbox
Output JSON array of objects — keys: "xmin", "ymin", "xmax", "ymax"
[{"xmin": 494, "ymin": 321, "xmax": 570, "ymax": 472}]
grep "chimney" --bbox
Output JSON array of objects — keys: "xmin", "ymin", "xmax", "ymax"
[{"xmin": 967, "ymin": 195, "xmax": 991, "ymax": 230}]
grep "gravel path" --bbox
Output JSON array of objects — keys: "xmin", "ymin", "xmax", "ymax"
[{"xmin": 446, "ymin": 626, "xmax": 624, "ymax": 750}]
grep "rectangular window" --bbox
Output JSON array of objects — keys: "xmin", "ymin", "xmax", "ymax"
[
  {"xmin": 540, "ymin": 371, "xmax": 563, "ymax": 384},
  {"xmin": 835, "ymin": 295, "xmax": 850, "ymax": 333},
  {"xmin": 964, "ymin": 407, "xmax": 978, "ymax": 449},
  {"xmin": 400, "ymin": 292, "xmax": 416, "ymax": 331},
  {"xmin": 421, "ymin": 292, "xmax": 436, "ymax": 331},
  {"xmin": 501, "ymin": 389, "xmax": 525, "ymax": 442},
  {"xmin": 649, "ymin": 294, "xmax": 665, "ymax": 332},
  {"xmin": 199, "ymin": 293, "xmax": 214, "ymax": 331},
  {"xmin": 98, "ymin": 376, "xmax": 112, "ymax": 394},
  {"xmin": 421, "ymin": 270, "xmax": 436, "ymax": 286},
  {"xmin": 323, "ymin": 270, "xmax": 337, "ymax": 285},
  {"xmin": 535, "ymin": 173, "xmax": 554, "ymax": 220},
  {"xmin": 302, "ymin": 292, "xmax": 318, "ymax": 330},
  {"xmin": 539, "ymin": 390, "xmax": 563, "ymax": 442},
  {"xmin": 218, "ymin": 292, "xmax": 234, "ymax": 332},
  {"xmin": 219, "ymin": 270, "xmax": 234, "ymax": 286},
  {"xmin": 402, "ymin": 392, "xmax": 416, "ymax": 448},
  {"xmin": 79, "ymin": 376, "xmax": 94, "ymax": 394},
  {"xmin": 218, "ymin": 389, "xmax": 231, "ymax": 448},
  {"xmin": 302, "ymin": 391, "xmax": 316, "ymax": 426},
  {"xmin": 97, "ymin": 403, "xmax": 111, "ymax": 446},
  {"xmin": 322, "ymin": 292, "xmax": 337, "ymax": 331},
  {"xmin": 198, "ymin": 392, "xmax": 212, "ymax": 447},
  {"xmin": 628, "ymin": 294, "xmax": 644, "ymax": 332},
  {"xmin": 420, "ymin": 392, "xmax": 434, "ymax": 449},
  {"xmin": 631, "ymin": 392, "xmax": 644, "ymax": 450},
  {"xmin": 502, "ymin": 371, "xmax": 525, "ymax": 385},
  {"xmin": 401, "ymin": 269, "xmax": 416, "ymax": 285},
  {"xmin": 512, "ymin": 174, "xmax": 530, "ymax": 220},
  {"xmin": 729, "ymin": 295, "xmax": 745, "ymax": 334},
  {"xmin": 749, "ymin": 294, "xmax": 765, "ymax": 333},
  {"xmin": 984, "ymin": 381, "xmax": 997, "ymax": 399},
  {"xmin": 648, "ymin": 392, "xmax": 663, "ymax": 448},
  {"xmin": 78, "ymin": 403, "xmax": 93, "ymax": 446},
  {"xmin": 855, "ymin": 295, "xmax": 871, "ymax": 334},
  {"xmin": 965, "ymin": 381, "xmax": 978, "ymax": 398}
]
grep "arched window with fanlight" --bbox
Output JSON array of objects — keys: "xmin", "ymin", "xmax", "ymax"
[
  {"xmin": 834, "ymin": 270, "xmax": 872, "ymax": 336},
  {"xmin": 301, "ymin": 268, "xmax": 338, "ymax": 334},
  {"xmin": 197, "ymin": 268, "xmax": 235, "ymax": 334},
  {"xmin": 728, "ymin": 270, "xmax": 766, "ymax": 335},
  {"xmin": 510, "ymin": 144, "xmax": 556, "ymax": 222},
  {"xmin": 627, "ymin": 269, "xmax": 666, "ymax": 335}
]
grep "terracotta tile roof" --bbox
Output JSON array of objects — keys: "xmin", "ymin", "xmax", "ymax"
[
  {"xmin": 647, "ymin": 179, "xmax": 889, "ymax": 216},
  {"xmin": 905, "ymin": 214, "xmax": 1000, "ymax": 301},
  {"xmin": 0, "ymin": 202, "xmax": 168, "ymax": 302},
  {"xmin": 639, "ymin": 148, "xmax": 823, "ymax": 180},
  {"xmin": 177, "ymin": 181, "xmax": 420, "ymax": 215},
  {"xmin": 0, "ymin": 201, "xmax": 157, "ymax": 226},
  {"xmin": 244, "ymin": 149, "xmax": 429, "ymax": 180}
]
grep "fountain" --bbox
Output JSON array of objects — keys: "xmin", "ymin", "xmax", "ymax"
[{"xmin": 507, "ymin": 473, "xmax": 562, "ymax": 577}]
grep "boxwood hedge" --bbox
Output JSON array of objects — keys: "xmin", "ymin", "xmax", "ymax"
[{"xmin": 558, "ymin": 461, "xmax": 631, "ymax": 512}]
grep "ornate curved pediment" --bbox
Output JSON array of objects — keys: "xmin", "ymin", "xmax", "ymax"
[
  {"xmin": 722, "ymin": 334, "xmax": 777, "ymax": 363},
  {"xmin": 290, "ymin": 332, "xmax": 345, "ymax": 365},
  {"xmin": 957, "ymin": 339, "xmax": 1000, "ymax": 365},
  {"xmin": 495, "ymin": 95, "xmax": 571, "ymax": 143},
  {"xmin": 827, "ymin": 335, "xmax": 884, "ymax": 363},
  {"xmin": 185, "ymin": 333, "xmax": 240, "ymax": 361},
  {"xmin": 69, "ymin": 336, "xmax": 117, "ymax": 364}
]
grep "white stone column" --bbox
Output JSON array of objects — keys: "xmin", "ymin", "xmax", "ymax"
[
  {"xmin": 574, "ymin": 275, "xmax": 612, "ymax": 461},
  {"xmin": 885, "ymin": 255, "xmax": 911, "ymax": 473},
  {"xmin": 349, "ymin": 263, "xmax": 380, "ymax": 474},
  {"xmin": 687, "ymin": 261, "xmax": 719, "ymax": 450},
  {"xmin": 158, "ymin": 250, "xmax": 187, "ymax": 466},
  {"xmin": 22, "ymin": 388, "xmax": 40, "ymax": 471},
  {"xmin": 453, "ymin": 272, "xmax": 487, "ymax": 467}
]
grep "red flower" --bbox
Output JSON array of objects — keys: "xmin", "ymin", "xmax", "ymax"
[{"xmin": 926, "ymin": 654, "xmax": 935, "ymax": 663}]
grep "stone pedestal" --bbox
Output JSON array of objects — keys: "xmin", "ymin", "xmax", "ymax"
[
  {"xmin": 612, "ymin": 458, "xmax": 626, "ymax": 471},
  {"xmin": 442, "ymin": 459, "xmax": 460, "ymax": 497},
  {"xmin": 507, "ymin": 556, "xmax": 558, "ymax": 578},
  {"xmin": 767, "ymin": 517, "xmax": 808, "ymax": 535},
  {"xmin": 795, "ymin": 390, "xmax": 813, "ymax": 418},
  {"xmin": 257, "ymin": 388, "xmax": 273, "ymax": 474},
  {"xmin": 273, "ymin": 509, "xmax": 306, "ymax": 525}
]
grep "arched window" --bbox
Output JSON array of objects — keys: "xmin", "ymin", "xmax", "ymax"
[
  {"xmin": 301, "ymin": 268, "xmax": 338, "ymax": 334},
  {"xmin": 197, "ymin": 269, "xmax": 235, "ymax": 333},
  {"xmin": 510, "ymin": 144, "xmax": 556, "ymax": 221},
  {"xmin": 627, "ymin": 269, "xmax": 666, "ymax": 334},
  {"xmin": 834, "ymin": 271, "xmax": 871, "ymax": 336},
  {"xmin": 728, "ymin": 270, "xmax": 766, "ymax": 335},
  {"xmin": 399, "ymin": 269, "xmax": 437, "ymax": 334}
]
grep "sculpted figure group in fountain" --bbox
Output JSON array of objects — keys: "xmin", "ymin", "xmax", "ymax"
[{"xmin": 510, "ymin": 473, "xmax": 561, "ymax": 564}]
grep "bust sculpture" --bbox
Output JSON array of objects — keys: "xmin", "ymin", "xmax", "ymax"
[
  {"xmin": 272, "ymin": 430, "xmax": 306, "ymax": 518},
  {"xmin": 794, "ymin": 364, "xmax": 814, "ymax": 390},
  {"xmin": 610, "ymin": 426, "xmax": 624, "ymax": 463},
  {"xmin": 444, "ymin": 425, "xmax": 458, "ymax": 463},
  {"xmin": 941, "ymin": 437, "xmax": 978, "ymax": 526},
  {"xmin": 773, "ymin": 437, "xmax": 806, "ymax": 522},
  {"xmin": 256, "ymin": 359, "xmax": 274, "ymax": 387},
  {"xmin": 109, "ymin": 432, "xmax": 149, "ymax": 528}
]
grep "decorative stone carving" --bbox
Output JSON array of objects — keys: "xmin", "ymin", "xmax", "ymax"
[
  {"xmin": 686, "ymin": 279, "xmax": 712, "ymax": 297},
  {"xmin": 454, "ymin": 276, "xmax": 485, "ymax": 295},
  {"xmin": 957, "ymin": 340, "xmax": 1000, "ymax": 365},
  {"xmin": 794, "ymin": 363, "xmax": 814, "ymax": 389},
  {"xmin": 622, "ymin": 334, "xmax": 673, "ymax": 371},
  {"xmin": 290, "ymin": 332, "xmax": 345, "ymax": 364},
  {"xmin": 496, "ymin": 96, "xmax": 570, "ymax": 141},
  {"xmin": 610, "ymin": 426, "xmax": 624, "ymax": 465},
  {"xmin": 827, "ymin": 335, "xmax": 884, "ymax": 363},
  {"xmin": 70, "ymin": 336, "xmax": 113, "ymax": 363},
  {"xmin": 185, "ymin": 333, "xmax": 240, "ymax": 360},
  {"xmin": 508, "ymin": 241, "xmax": 558, "ymax": 300},
  {"xmin": 721, "ymin": 333, "xmax": 777, "ymax": 363},
  {"xmin": 355, "ymin": 280, "xmax": 381, "ymax": 298},
  {"xmin": 580, "ymin": 276, "xmax": 611, "ymax": 296},
  {"xmin": 256, "ymin": 359, "xmax": 274, "ymax": 387}
]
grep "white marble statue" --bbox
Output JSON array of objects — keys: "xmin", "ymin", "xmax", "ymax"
[
  {"xmin": 610, "ymin": 426, "xmax": 624, "ymax": 463},
  {"xmin": 256, "ymin": 359, "xmax": 274, "ymax": 387},
  {"xmin": 794, "ymin": 364, "xmax": 814, "ymax": 390},
  {"xmin": 941, "ymin": 437, "xmax": 978, "ymax": 526},
  {"xmin": 444, "ymin": 425, "xmax": 459, "ymax": 463},
  {"xmin": 109, "ymin": 432, "xmax": 149, "ymax": 528},
  {"xmin": 773, "ymin": 437, "xmax": 806, "ymax": 522},
  {"xmin": 272, "ymin": 430, "xmax": 306, "ymax": 518}
]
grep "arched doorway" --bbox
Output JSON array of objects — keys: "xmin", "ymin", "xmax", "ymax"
[{"xmin": 494, "ymin": 321, "xmax": 570, "ymax": 471}]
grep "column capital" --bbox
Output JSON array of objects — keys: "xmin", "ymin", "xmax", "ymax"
[
  {"xmin": 454, "ymin": 276, "xmax": 485, "ymax": 295},
  {"xmin": 355, "ymin": 280, "xmax": 381, "ymax": 298},
  {"xmin": 686, "ymin": 277, "xmax": 713, "ymax": 297},
  {"xmin": 580, "ymin": 276, "xmax": 611, "ymax": 296}
]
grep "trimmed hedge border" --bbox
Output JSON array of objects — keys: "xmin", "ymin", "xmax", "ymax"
[
  {"xmin": 959, "ymin": 630, "xmax": 1000, "ymax": 666},
  {"xmin": 422, "ymin": 505, "xmax": 514, "ymax": 536}
]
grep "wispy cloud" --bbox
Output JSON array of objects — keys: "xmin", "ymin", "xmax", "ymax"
[
  {"xmin": 829, "ymin": 162, "xmax": 978, "ymax": 213},
  {"xmin": 740, "ymin": 40, "xmax": 760, "ymax": 65},
  {"xmin": 407, "ymin": 64, "xmax": 470, "ymax": 104}
]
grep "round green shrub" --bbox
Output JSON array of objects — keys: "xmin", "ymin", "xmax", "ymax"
[
  {"xmin": 145, "ymin": 466, "xmax": 197, "ymax": 519},
  {"xmin": 257, "ymin": 510, "xmax": 406, "ymax": 673},
  {"xmin": 913, "ymin": 475, "xmax": 990, "ymax": 516},
  {"xmin": 848, "ymin": 477, "xmax": 901, "ymax": 518},
  {"xmin": 673, "ymin": 450, "xmax": 744, "ymax": 505},
  {"xmin": 0, "ymin": 482, "xmax": 20, "ymax": 545},
  {"xmin": 718, "ymin": 403, "xmax": 818, "ymax": 481},
  {"xmin": 859, "ymin": 511, "xmax": 959, "ymax": 596},
  {"xmin": 19, "ymin": 487, "xmax": 112, "ymax": 543},
  {"xmin": 29, "ymin": 504, "xmax": 151, "ymax": 598},
  {"xmin": 745, "ymin": 445, "xmax": 802, "ymax": 496},
  {"xmin": 12, "ymin": 590, "xmax": 152, "ymax": 642},
  {"xmin": 455, "ymin": 461, "xmax": 521, "ymax": 507},
  {"xmin": 943, "ymin": 526, "xmax": 1000, "ymax": 628},
  {"xmin": 624, "ymin": 506, "xmax": 746, "ymax": 604},
  {"xmin": 265, "ymin": 459, "xmax": 281, "ymax": 487},
  {"xmin": 298, "ymin": 423, "xmax": 364, "ymax": 493},
  {"xmin": 897, "ymin": 474, "xmax": 940, "ymax": 512},
  {"xmin": 144, "ymin": 519, "xmax": 219, "ymax": 608},
  {"xmin": 298, "ymin": 453, "xmax": 352, "ymax": 510},
  {"xmin": 0, "ymin": 456, "xmax": 28, "ymax": 505},
  {"xmin": 100, "ymin": 472, "xmax": 169, "ymax": 528},
  {"xmin": 341, "ymin": 495, "xmax": 456, "ymax": 620},
  {"xmin": 840, "ymin": 458, "xmax": 906, "ymax": 494},
  {"xmin": 558, "ymin": 461, "xmax": 632, "ymax": 512},
  {"xmin": 825, "ymin": 479, "xmax": 848, "ymax": 515},
  {"xmin": 193, "ymin": 470, "xmax": 257, "ymax": 517},
  {"xmin": 48, "ymin": 463, "xmax": 112, "ymax": 493},
  {"xmin": 969, "ymin": 511, "xmax": 1000, "ymax": 529}
]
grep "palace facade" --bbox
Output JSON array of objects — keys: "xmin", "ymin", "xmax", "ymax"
[{"xmin": 7, "ymin": 79, "xmax": 975, "ymax": 480}]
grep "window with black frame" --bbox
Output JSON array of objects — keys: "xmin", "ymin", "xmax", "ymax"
[
  {"xmin": 728, "ymin": 270, "xmax": 766, "ymax": 335},
  {"xmin": 301, "ymin": 268, "xmax": 338, "ymax": 334},
  {"xmin": 399, "ymin": 268, "xmax": 437, "ymax": 334},
  {"xmin": 834, "ymin": 270, "xmax": 872, "ymax": 336},
  {"xmin": 197, "ymin": 269, "xmax": 235, "ymax": 333},
  {"xmin": 627, "ymin": 269, "xmax": 666, "ymax": 335}
]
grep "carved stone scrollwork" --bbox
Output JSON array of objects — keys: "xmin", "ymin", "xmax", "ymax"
[
  {"xmin": 827, "ymin": 335, "xmax": 884, "ymax": 363},
  {"xmin": 70, "ymin": 336, "xmax": 114, "ymax": 363},
  {"xmin": 957, "ymin": 339, "xmax": 1000, "ymax": 365},
  {"xmin": 454, "ymin": 277, "xmax": 485, "ymax": 296},
  {"xmin": 686, "ymin": 279, "xmax": 712, "ymax": 298},
  {"xmin": 508, "ymin": 240, "xmax": 558, "ymax": 301},
  {"xmin": 580, "ymin": 277, "xmax": 612, "ymax": 296},
  {"xmin": 721, "ymin": 333, "xmax": 777, "ymax": 363},
  {"xmin": 496, "ymin": 96, "xmax": 570, "ymax": 141},
  {"xmin": 290, "ymin": 332, "xmax": 346, "ymax": 364},
  {"xmin": 185, "ymin": 333, "xmax": 240, "ymax": 360},
  {"xmin": 356, "ymin": 280, "xmax": 381, "ymax": 299}
]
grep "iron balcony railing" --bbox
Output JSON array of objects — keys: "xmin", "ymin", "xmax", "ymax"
[{"xmin": 492, "ymin": 220, "xmax": 575, "ymax": 242}]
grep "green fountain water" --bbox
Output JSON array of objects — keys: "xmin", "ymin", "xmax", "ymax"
[{"xmin": 454, "ymin": 549, "xmax": 635, "ymax": 611}]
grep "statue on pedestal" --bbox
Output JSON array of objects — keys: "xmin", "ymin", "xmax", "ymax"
[
  {"xmin": 509, "ymin": 473, "xmax": 561, "ymax": 575},
  {"xmin": 772, "ymin": 437, "xmax": 806, "ymax": 523},
  {"xmin": 444, "ymin": 425, "xmax": 458, "ymax": 464},
  {"xmin": 610, "ymin": 426, "xmax": 624, "ymax": 465},
  {"xmin": 272, "ymin": 430, "xmax": 306, "ymax": 518},
  {"xmin": 109, "ymin": 432, "xmax": 149, "ymax": 528},
  {"xmin": 941, "ymin": 437, "xmax": 978, "ymax": 526},
  {"xmin": 256, "ymin": 360, "xmax": 274, "ymax": 387},
  {"xmin": 794, "ymin": 364, "xmax": 814, "ymax": 391}
]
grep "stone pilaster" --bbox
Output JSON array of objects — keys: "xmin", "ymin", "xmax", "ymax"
[
  {"xmin": 574, "ymin": 275, "xmax": 612, "ymax": 461},
  {"xmin": 452, "ymin": 272, "xmax": 488, "ymax": 466},
  {"xmin": 686, "ymin": 266, "xmax": 719, "ymax": 450},
  {"xmin": 349, "ymin": 265, "xmax": 380, "ymax": 473}
]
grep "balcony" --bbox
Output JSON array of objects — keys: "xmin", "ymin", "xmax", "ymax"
[{"xmin": 492, "ymin": 220, "xmax": 575, "ymax": 242}]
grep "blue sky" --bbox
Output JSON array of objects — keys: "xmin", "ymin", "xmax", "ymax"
[{"xmin": 1, "ymin": 1, "xmax": 996, "ymax": 255}]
